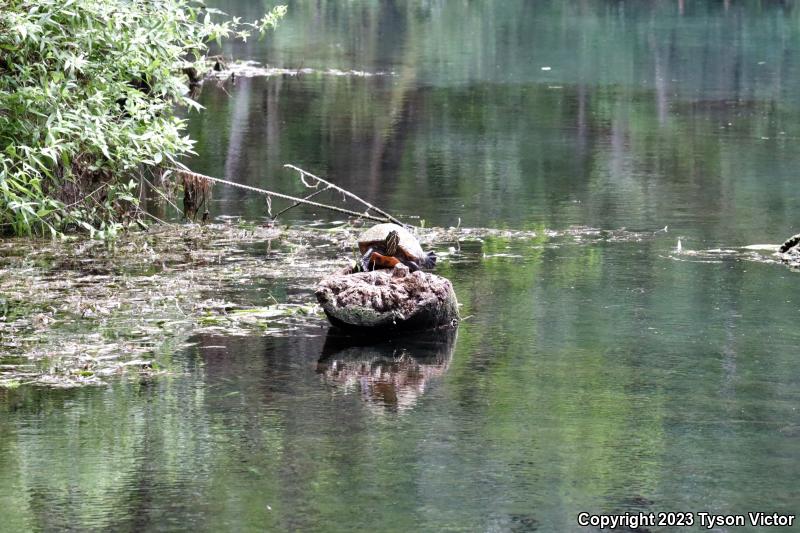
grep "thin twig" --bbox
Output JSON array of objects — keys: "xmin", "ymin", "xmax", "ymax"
[
  {"xmin": 63, "ymin": 184, "xmax": 106, "ymax": 209},
  {"xmin": 168, "ymin": 166, "xmax": 390, "ymax": 223},
  {"xmin": 142, "ymin": 174, "xmax": 184, "ymax": 216},
  {"xmin": 271, "ymin": 186, "xmax": 331, "ymax": 220},
  {"xmin": 283, "ymin": 164, "xmax": 405, "ymax": 226},
  {"xmin": 137, "ymin": 207, "xmax": 173, "ymax": 226}
]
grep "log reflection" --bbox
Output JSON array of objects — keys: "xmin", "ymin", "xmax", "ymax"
[{"xmin": 316, "ymin": 328, "xmax": 457, "ymax": 412}]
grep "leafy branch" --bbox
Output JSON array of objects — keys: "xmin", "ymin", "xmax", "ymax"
[{"xmin": 0, "ymin": 0, "xmax": 286, "ymax": 237}]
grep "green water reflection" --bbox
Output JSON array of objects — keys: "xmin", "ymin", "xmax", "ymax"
[
  {"xmin": 2, "ymin": 238, "xmax": 799, "ymax": 531},
  {"xmin": 3, "ymin": 1, "xmax": 800, "ymax": 531},
  {"xmin": 189, "ymin": 0, "xmax": 800, "ymax": 245}
]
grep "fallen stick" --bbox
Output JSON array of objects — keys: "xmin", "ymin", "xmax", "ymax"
[
  {"xmin": 168, "ymin": 167, "xmax": 390, "ymax": 223},
  {"xmin": 284, "ymin": 164, "xmax": 405, "ymax": 226},
  {"xmin": 271, "ymin": 186, "xmax": 332, "ymax": 220}
]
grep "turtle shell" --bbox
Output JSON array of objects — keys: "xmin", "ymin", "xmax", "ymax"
[{"xmin": 357, "ymin": 223, "xmax": 425, "ymax": 262}]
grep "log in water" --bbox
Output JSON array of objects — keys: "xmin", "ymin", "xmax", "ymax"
[{"xmin": 315, "ymin": 265, "xmax": 460, "ymax": 332}]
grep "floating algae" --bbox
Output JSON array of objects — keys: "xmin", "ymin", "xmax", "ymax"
[{"xmin": 0, "ymin": 222, "xmax": 693, "ymax": 387}]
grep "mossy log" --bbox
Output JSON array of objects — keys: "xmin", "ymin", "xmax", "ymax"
[{"xmin": 315, "ymin": 265, "xmax": 459, "ymax": 332}]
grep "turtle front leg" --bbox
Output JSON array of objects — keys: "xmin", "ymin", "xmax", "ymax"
[
  {"xmin": 400, "ymin": 259, "xmax": 420, "ymax": 272},
  {"xmin": 360, "ymin": 247, "xmax": 375, "ymax": 272},
  {"xmin": 370, "ymin": 252, "xmax": 401, "ymax": 269}
]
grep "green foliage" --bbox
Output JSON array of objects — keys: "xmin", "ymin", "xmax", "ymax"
[{"xmin": 0, "ymin": 0, "xmax": 286, "ymax": 237}]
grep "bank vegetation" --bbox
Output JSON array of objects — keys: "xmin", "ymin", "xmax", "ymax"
[{"xmin": 0, "ymin": 0, "xmax": 285, "ymax": 238}]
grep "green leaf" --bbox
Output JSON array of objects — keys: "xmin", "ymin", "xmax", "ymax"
[{"xmin": 0, "ymin": 0, "xmax": 284, "ymax": 237}]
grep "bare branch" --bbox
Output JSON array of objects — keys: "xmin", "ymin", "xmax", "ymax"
[
  {"xmin": 169, "ymin": 167, "xmax": 390, "ymax": 223},
  {"xmin": 283, "ymin": 164, "xmax": 405, "ymax": 226}
]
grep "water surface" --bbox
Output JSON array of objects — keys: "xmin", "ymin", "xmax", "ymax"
[{"xmin": 3, "ymin": 1, "xmax": 800, "ymax": 531}]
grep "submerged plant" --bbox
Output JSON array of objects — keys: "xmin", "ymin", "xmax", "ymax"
[{"xmin": 0, "ymin": 0, "xmax": 286, "ymax": 237}]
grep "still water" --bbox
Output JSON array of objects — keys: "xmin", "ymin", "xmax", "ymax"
[{"xmin": 2, "ymin": 1, "xmax": 800, "ymax": 531}]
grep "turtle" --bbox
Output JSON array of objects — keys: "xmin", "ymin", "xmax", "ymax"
[{"xmin": 357, "ymin": 223, "xmax": 437, "ymax": 273}]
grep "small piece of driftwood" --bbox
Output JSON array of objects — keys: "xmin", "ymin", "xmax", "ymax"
[
  {"xmin": 779, "ymin": 233, "xmax": 800, "ymax": 268},
  {"xmin": 315, "ymin": 265, "xmax": 459, "ymax": 332}
]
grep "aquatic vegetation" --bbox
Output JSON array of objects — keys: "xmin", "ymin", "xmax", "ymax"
[
  {"xmin": 208, "ymin": 61, "xmax": 396, "ymax": 79},
  {"xmin": 0, "ymin": 223, "xmax": 333, "ymax": 387},
  {"xmin": 3, "ymin": 220, "xmax": 786, "ymax": 388},
  {"xmin": 0, "ymin": 223, "xmax": 651, "ymax": 387}
]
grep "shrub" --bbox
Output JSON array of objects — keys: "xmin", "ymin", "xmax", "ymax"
[{"xmin": 0, "ymin": 0, "xmax": 285, "ymax": 237}]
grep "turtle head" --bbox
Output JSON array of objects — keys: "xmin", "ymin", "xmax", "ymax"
[
  {"xmin": 385, "ymin": 230, "xmax": 399, "ymax": 256},
  {"xmin": 422, "ymin": 251, "xmax": 437, "ymax": 269}
]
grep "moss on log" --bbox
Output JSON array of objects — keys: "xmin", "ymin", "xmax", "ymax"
[{"xmin": 315, "ymin": 265, "xmax": 459, "ymax": 332}]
